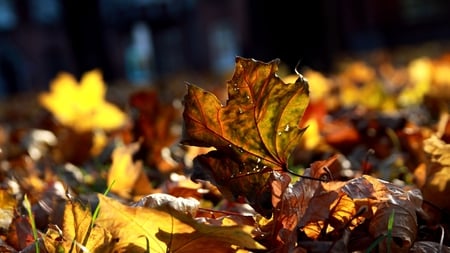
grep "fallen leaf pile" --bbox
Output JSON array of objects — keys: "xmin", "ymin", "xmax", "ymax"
[{"xmin": 0, "ymin": 52, "xmax": 449, "ymax": 252}]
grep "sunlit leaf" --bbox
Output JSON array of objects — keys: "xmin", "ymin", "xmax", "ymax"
[
  {"xmin": 398, "ymin": 57, "xmax": 431, "ymax": 106},
  {"xmin": 133, "ymin": 193, "xmax": 200, "ymax": 217},
  {"xmin": 297, "ymin": 175, "xmax": 421, "ymax": 252},
  {"xmin": 268, "ymin": 155, "xmax": 422, "ymax": 251},
  {"xmin": 39, "ymin": 69, "xmax": 128, "ymax": 132},
  {"xmin": 107, "ymin": 141, "xmax": 154, "ymax": 199},
  {"xmin": 95, "ymin": 194, "xmax": 265, "ymax": 253},
  {"xmin": 43, "ymin": 199, "xmax": 113, "ymax": 253},
  {"xmin": 0, "ymin": 189, "xmax": 15, "ymax": 230},
  {"xmin": 421, "ymin": 134, "xmax": 450, "ymax": 211},
  {"xmin": 182, "ymin": 56, "xmax": 309, "ymax": 216}
]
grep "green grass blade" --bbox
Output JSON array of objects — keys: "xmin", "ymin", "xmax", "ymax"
[{"xmin": 24, "ymin": 195, "xmax": 40, "ymax": 253}]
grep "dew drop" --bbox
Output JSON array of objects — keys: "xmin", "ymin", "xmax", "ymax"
[
  {"xmin": 239, "ymin": 148, "xmax": 244, "ymax": 153},
  {"xmin": 233, "ymin": 83, "xmax": 238, "ymax": 87},
  {"xmin": 238, "ymin": 108, "xmax": 243, "ymax": 114},
  {"xmin": 284, "ymin": 124, "xmax": 290, "ymax": 132},
  {"xmin": 277, "ymin": 131, "xmax": 282, "ymax": 136},
  {"xmin": 256, "ymin": 157, "xmax": 261, "ymax": 163},
  {"xmin": 230, "ymin": 174, "xmax": 236, "ymax": 178}
]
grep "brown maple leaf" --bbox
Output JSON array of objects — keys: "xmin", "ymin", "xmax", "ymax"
[
  {"xmin": 181, "ymin": 56, "xmax": 310, "ymax": 217},
  {"xmin": 267, "ymin": 155, "xmax": 423, "ymax": 252}
]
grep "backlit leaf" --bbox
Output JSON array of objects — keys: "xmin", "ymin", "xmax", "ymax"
[{"xmin": 182, "ymin": 56, "xmax": 309, "ymax": 216}]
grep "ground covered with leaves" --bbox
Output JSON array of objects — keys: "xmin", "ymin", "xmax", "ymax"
[{"xmin": 0, "ymin": 50, "xmax": 450, "ymax": 252}]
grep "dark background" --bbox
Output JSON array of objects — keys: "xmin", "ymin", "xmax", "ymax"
[{"xmin": 1, "ymin": 0, "xmax": 450, "ymax": 98}]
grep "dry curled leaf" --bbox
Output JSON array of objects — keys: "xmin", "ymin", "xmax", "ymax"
[
  {"xmin": 296, "ymin": 175, "xmax": 422, "ymax": 252},
  {"xmin": 266, "ymin": 155, "xmax": 423, "ymax": 252}
]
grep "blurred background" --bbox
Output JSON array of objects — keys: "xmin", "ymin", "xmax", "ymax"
[{"xmin": 1, "ymin": 0, "xmax": 450, "ymax": 99}]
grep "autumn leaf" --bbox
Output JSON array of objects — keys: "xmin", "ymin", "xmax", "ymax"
[
  {"xmin": 265, "ymin": 154, "xmax": 423, "ymax": 252},
  {"xmin": 420, "ymin": 134, "xmax": 450, "ymax": 213},
  {"xmin": 129, "ymin": 89, "xmax": 180, "ymax": 173},
  {"xmin": 107, "ymin": 141, "xmax": 154, "ymax": 199},
  {"xmin": 39, "ymin": 69, "xmax": 128, "ymax": 132},
  {"xmin": 95, "ymin": 194, "xmax": 265, "ymax": 253},
  {"xmin": 6, "ymin": 214, "xmax": 35, "ymax": 250},
  {"xmin": 295, "ymin": 175, "xmax": 422, "ymax": 252},
  {"xmin": 0, "ymin": 189, "xmax": 15, "ymax": 230},
  {"xmin": 182, "ymin": 56, "xmax": 309, "ymax": 216},
  {"xmin": 398, "ymin": 57, "xmax": 431, "ymax": 106},
  {"xmin": 43, "ymin": 198, "xmax": 113, "ymax": 253}
]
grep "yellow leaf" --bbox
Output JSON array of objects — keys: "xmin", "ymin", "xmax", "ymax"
[
  {"xmin": 421, "ymin": 135, "xmax": 450, "ymax": 210},
  {"xmin": 43, "ymin": 199, "xmax": 113, "ymax": 253},
  {"xmin": 107, "ymin": 141, "xmax": 154, "ymax": 199},
  {"xmin": 96, "ymin": 194, "xmax": 266, "ymax": 253},
  {"xmin": 398, "ymin": 57, "xmax": 431, "ymax": 106},
  {"xmin": 301, "ymin": 118, "xmax": 321, "ymax": 150},
  {"xmin": 423, "ymin": 134, "xmax": 450, "ymax": 166},
  {"xmin": 339, "ymin": 80, "xmax": 385, "ymax": 109},
  {"xmin": 39, "ymin": 69, "xmax": 127, "ymax": 132},
  {"xmin": 0, "ymin": 189, "xmax": 15, "ymax": 230}
]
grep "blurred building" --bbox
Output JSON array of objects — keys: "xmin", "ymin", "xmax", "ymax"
[{"xmin": 0, "ymin": 0, "xmax": 449, "ymax": 98}]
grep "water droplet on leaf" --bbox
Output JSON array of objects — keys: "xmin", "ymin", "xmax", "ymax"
[{"xmin": 284, "ymin": 124, "xmax": 290, "ymax": 132}]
